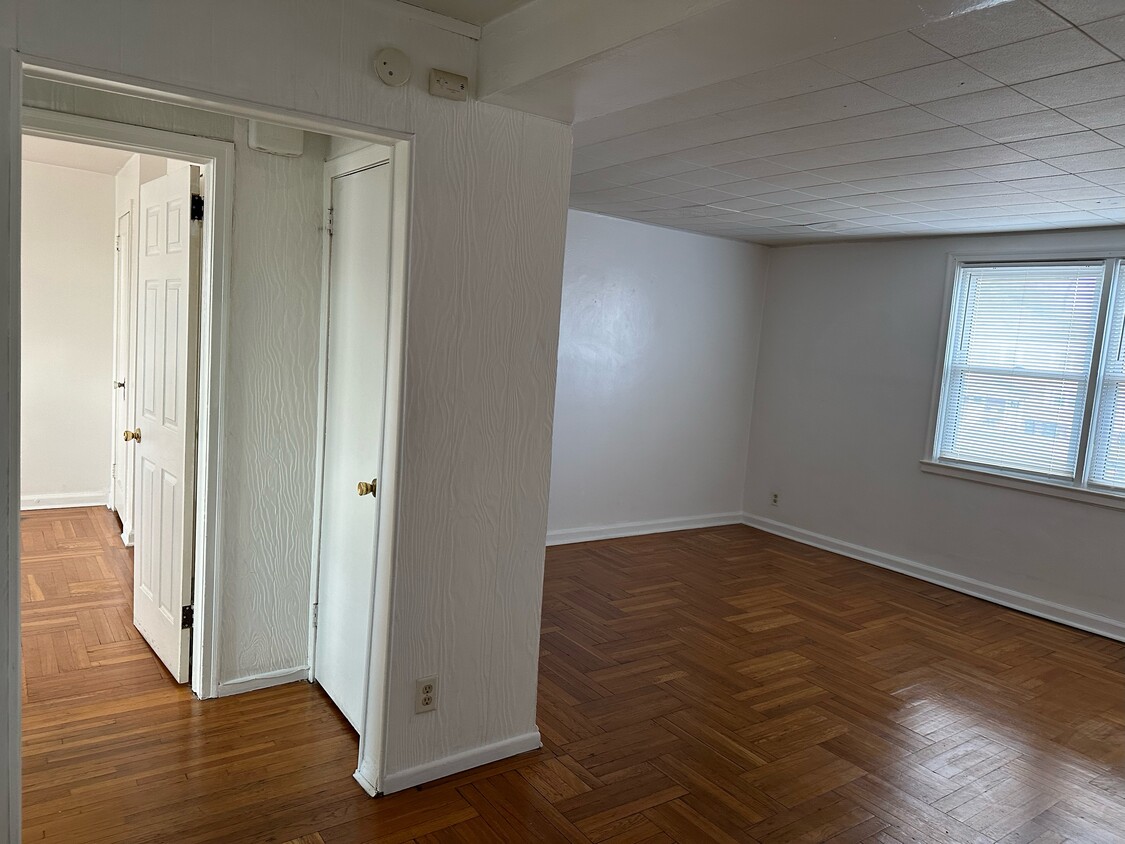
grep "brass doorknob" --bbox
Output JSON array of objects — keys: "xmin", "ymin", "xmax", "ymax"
[
  {"xmin": 123, "ymin": 428, "xmax": 141, "ymax": 443},
  {"xmin": 357, "ymin": 479, "xmax": 377, "ymax": 497}
]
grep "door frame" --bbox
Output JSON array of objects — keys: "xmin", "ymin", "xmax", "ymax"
[
  {"xmin": 309, "ymin": 143, "xmax": 405, "ymax": 796},
  {"xmin": 109, "ymin": 204, "xmax": 132, "ymax": 519},
  {"xmin": 6, "ymin": 55, "xmax": 414, "ymax": 817},
  {"xmin": 21, "ymin": 105, "xmax": 234, "ymax": 700}
]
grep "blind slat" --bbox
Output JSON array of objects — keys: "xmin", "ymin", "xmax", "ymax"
[{"xmin": 937, "ymin": 263, "xmax": 1104, "ymax": 479}]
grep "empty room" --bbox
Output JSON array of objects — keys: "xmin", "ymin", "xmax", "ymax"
[{"xmin": 3, "ymin": 1, "xmax": 1125, "ymax": 843}]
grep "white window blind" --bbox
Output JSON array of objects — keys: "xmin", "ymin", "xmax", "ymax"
[
  {"xmin": 1089, "ymin": 262, "xmax": 1125, "ymax": 489},
  {"xmin": 936, "ymin": 263, "xmax": 1105, "ymax": 479}
]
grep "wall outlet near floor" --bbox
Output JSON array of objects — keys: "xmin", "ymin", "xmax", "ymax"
[
  {"xmin": 416, "ymin": 676, "xmax": 438, "ymax": 713},
  {"xmin": 771, "ymin": 492, "xmax": 780, "ymax": 506}
]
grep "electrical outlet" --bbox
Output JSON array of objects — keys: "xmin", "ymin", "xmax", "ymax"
[
  {"xmin": 415, "ymin": 676, "xmax": 438, "ymax": 713},
  {"xmin": 771, "ymin": 492, "xmax": 780, "ymax": 506}
]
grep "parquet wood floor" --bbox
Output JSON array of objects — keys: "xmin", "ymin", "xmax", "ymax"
[{"xmin": 19, "ymin": 510, "xmax": 1125, "ymax": 842}]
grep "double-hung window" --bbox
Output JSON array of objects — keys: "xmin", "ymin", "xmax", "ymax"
[{"xmin": 930, "ymin": 259, "xmax": 1125, "ymax": 501}]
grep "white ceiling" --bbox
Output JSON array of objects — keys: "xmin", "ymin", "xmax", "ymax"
[
  {"xmin": 399, "ymin": 0, "xmax": 530, "ymax": 25},
  {"xmin": 567, "ymin": 0, "xmax": 1125, "ymax": 245},
  {"xmin": 22, "ymin": 135, "xmax": 132, "ymax": 175}
]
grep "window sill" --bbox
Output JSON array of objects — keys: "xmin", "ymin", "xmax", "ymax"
[{"xmin": 919, "ymin": 460, "xmax": 1125, "ymax": 512}]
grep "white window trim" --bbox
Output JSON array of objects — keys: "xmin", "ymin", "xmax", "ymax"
[{"xmin": 923, "ymin": 247, "xmax": 1125, "ymax": 510}]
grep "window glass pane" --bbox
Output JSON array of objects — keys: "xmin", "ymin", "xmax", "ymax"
[
  {"xmin": 938, "ymin": 263, "xmax": 1104, "ymax": 479},
  {"xmin": 1089, "ymin": 262, "xmax": 1125, "ymax": 489}
]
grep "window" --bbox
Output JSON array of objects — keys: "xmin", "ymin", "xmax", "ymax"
[{"xmin": 931, "ymin": 259, "xmax": 1125, "ymax": 500}]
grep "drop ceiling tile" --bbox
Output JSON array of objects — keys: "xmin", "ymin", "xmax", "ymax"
[
  {"xmin": 751, "ymin": 189, "xmax": 821, "ymax": 205},
  {"xmin": 1037, "ymin": 184, "xmax": 1122, "ymax": 200},
  {"xmin": 673, "ymin": 141, "xmax": 763, "ymax": 168},
  {"xmin": 579, "ymin": 186, "xmax": 660, "ymax": 203},
  {"xmin": 671, "ymin": 168, "xmax": 749, "ymax": 188},
  {"xmin": 962, "ymin": 28, "xmax": 1117, "ymax": 84},
  {"xmin": 1016, "ymin": 62, "xmax": 1125, "ymax": 107},
  {"xmin": 774, "ymin": 127, "xmax": 992, "ymax": 170},
  {"xmin": 786, "ymin": 198, "xmax": 857, "ymax": 214},
  {"xmin": 967, "ymin": 110, "xmax": 1085, "ymax": 142},
  {"xmin": 934, "ymin": 146, "xmax": 1035, "ymax": 168},
  {"xmin": 1042, "ymin": 0, "xmax": 1124, "ymax": 25},
  {"xmin": 1008, "ymin": 130, "xmax": 1121, "ymax": 158},
  {"xmin": 760, "ymin": 172, "xmax": 833, "ymax": 190},
  {"xmin": 774, "ymin": 211, "xmax": 836, "ymax": 225},
  {"xmin": 971, "ymin": 161, "xmax": 1068, "ymax": 180},
  {"xmin": 919, "ymin": 88, "xmax": 1047, "ymax": 124},
  {"xmin": 1059, "ymin": 96, "xmax": 1125, "ymax": 129},
  {"xmin": 1002, "ymin": 174, "xmax": 1097, "ymax": 191},
  {"xmin": 866, "ymin": 60, "xmax": 1002, "ymax": 104},
  {"xmin": 630, "ymin": 177, "xmax": 696, "ymax": 194},
  {"xmin": 720, "ymin": 178, "xmax": 795, "ymax": 197},
  {"xmin": 644, "ymin": 195, "xmax": 697, "ymax": 210},
  {"xmin": 897, "ymin": 210, "xmax": 971, "ymax": 222},
  {"xmin": 846, "ymin": 176, "xmax": 926, "ymax": 193},
  {"xmin": 924, "ymin": 192, "xmax": 1049, "ymax": 210},
  {"xmin": 632, "ymin": 156, "xmax": 700, "ymax": 178},
  {"xmin": 798, "ymin": 182, "xmax": 870, "ymax": 199},
  {"xmin": 1082, "ymin": 15, "xmax": 1125, "ymax": 56},
  {"xmin": 1079, "ymin": 167, "xmax": 1125, "ymax": 185},
  {"xmin": 1092, "ymin": 124, "xmax": 1125, "ymax": 145},
  {"xmin": 715, "ymin": 159, "xmax": 796, "ymax": 179},
  {"xmin": 675, "ymin": 187, "xmax": 742, "ymax": 204},
  {"xmin": 1067, "ymin": 195, "xmax": 1125, "ymax": 209},
  {"xmin": 907, "ymin": 170, "xmax": 996, "ymax": 188},
  {"xmin": 817, "ymin": 32, "xmax": 950, "ymax": 80},
  {"xmin": 731, "ymin": 59, "xmax": 855, "ymax": 103},
  {"xmin": 912, "ymin": 0, "xmax": 1069, "ymax": 56},
  {"xmin": 1046, "ymin": 147, "xmax": 1125, "ymax": 171},
  {"xmin": 719, "ymin": 83, "xmax": 903, "ymax": 134},
  {"xmin": 706, "ymin": 195, "xmax": 773, "ymax": 212}
]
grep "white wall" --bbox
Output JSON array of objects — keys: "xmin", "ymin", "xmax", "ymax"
[
  {"xmin": 20, "ymin": 161, "xmax": 114, "ymax": 508},
  {"xmin": 744, "ymin": 229, "xmax": 1125, "ymax": 637},
  {"xmin": 548, "ymin": 211, "xmax": 768, "ymax": 542},
  {"xmin": 2, "ymin": 1, "xmax": 572, "ymax": 816}
]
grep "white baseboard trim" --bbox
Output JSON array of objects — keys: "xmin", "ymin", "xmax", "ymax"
[
  {"xmin": 742, "ymin": 513, "xmax": 1125, "ymax": 644},
  {"xmin": 353, "ymin": 760, "xmax": 380, "ymax": 797},
  {"xmin": 215, "ymin": 667, "xmax": 309, "ymax": 697},
  {"xmin": 21, "ymin": 491, "xmax": 108, "ymax": 510},
  {"xmin": 547, "ymin": 512, "xmax": 743, "ymax": 546},
  {"xmin": 381, "ymin": 729, "xmax": 542, "ymax": 795}
]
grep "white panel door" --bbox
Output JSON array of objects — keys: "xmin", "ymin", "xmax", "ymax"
[
  {"xmin": 131, "ymin": 166, "xmax": 200, "ymax": 684},
  {"xmin": 111, "ymin": 209, "xmax": 132, "ymax": 518},
  {"xmin": 314, "ymin": 161, "xmax": 392, "ymax": 730}
]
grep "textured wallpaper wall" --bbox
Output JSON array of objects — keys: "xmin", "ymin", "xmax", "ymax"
[{"xmin": 10, "ymin": 0, "xmax": 574, "ymax": 790}]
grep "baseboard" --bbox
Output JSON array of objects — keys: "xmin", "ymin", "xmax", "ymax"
[
  {"xmin": 21, "ymin": 491, "xmax": 108, "ymax": 510},
  {"xmin": 381, "ymin": 730, "xmax": 542, "ymax": 795},
  {"xmin": 742, "ymin": 513, "xmax": 1125, "ymax": 644},
  {"xmin": 215, "ymin": 667, "xmax": 309, "ymax": 697},
  {"xmin": 353, "ymin": 760, "xmax": 381, "ymax": 797},
  {"xmin": 547, "ymin": 512, "xmax": 743, "ymax": 546}
]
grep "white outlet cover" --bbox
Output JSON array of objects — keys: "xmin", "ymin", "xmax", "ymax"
[{"xmin": 375, "ymin": 48, "xmax": 411, "ymax": 87}]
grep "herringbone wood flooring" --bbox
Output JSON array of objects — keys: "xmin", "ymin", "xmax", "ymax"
[{"xmin": 20, "ymin": 509, "xmax": 1125, "ymax": 842}]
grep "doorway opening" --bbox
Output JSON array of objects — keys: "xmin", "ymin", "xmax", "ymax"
[
  {"xmin": 13, "ymin": 68, "xmax": 411, "ymax": 839},
  {"xmin": 21, "ymin": 131, "xmax": 200, "ymax": 683}
]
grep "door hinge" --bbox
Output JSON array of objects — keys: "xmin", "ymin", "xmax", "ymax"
[
  {"xmin": 326, "ymin": 207, "xmax": 334, "ymax": 237},
  {"xmin": 115, "ymin": 234, "xmax": 121, "ymax": 253},
  {"xmin": 181, "ymin": 606, "xmax": 194, "ymax": 629},
  {"xmin": 312, "ymin": 603, "xmax": 319, "ymax": 629},
  {"xmin": 190, "ymin": 193, "xmax": 205, "ymax": 222}
]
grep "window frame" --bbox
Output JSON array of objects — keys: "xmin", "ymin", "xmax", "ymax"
[{"xmin": 922, "ymin": 248, "xmax": 1125, "ymax": 511}]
